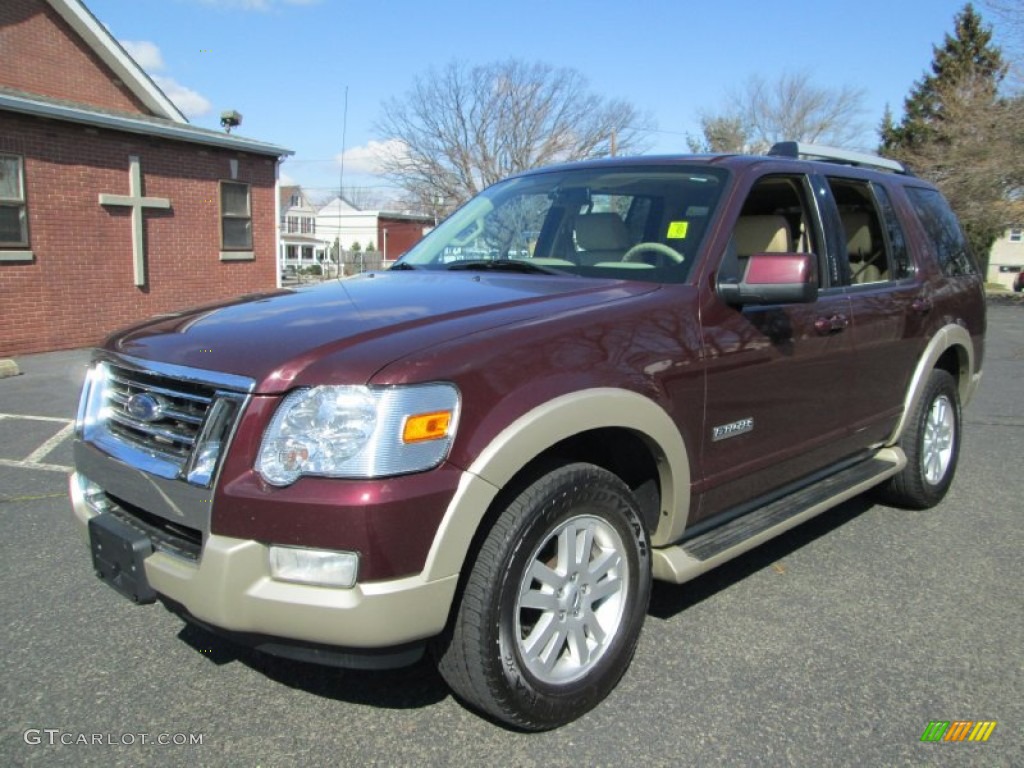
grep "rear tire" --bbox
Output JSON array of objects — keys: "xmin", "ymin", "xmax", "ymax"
[
  {"xmin": 877, "ymin": 369, "xmax": 961, "ymax": 509},
  {"xmin": 436, "ymin": 463, "xmax": 651, "ymax": 730}
]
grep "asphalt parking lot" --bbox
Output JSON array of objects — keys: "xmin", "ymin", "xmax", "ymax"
[{"xmin": 1, "ymin": 301, "xmax": 1021, "ymax": 767}]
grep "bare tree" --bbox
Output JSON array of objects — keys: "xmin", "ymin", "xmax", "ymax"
[
  {"xmin": 688, "ymin": 71, "xmax": 868, "ymax": 154},
  {"xmin": 984, "ymin": 0, "xmax": 1024, "ymax": 83},
  {"xmin": 375, "ymin": 59, "xmax": 653, "ymax": 215},
  {"xmin": 686, "ymin": 115, "xmax": 749, "ymax": 153}
]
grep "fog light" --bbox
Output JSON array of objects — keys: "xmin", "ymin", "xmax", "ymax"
[
  {"xmin": 77, "ymin": 474, "xmax": 112, "ymax": 515},
  {"xmin": 268, "ymin": 546, "xmax": 359, "ymax": 588}
]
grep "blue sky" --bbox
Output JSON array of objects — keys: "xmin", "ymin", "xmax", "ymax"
[{"xmin": 86, "ymin": 0, "xmax": 997, "ymax": 203}]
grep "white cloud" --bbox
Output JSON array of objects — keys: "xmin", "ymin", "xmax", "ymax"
[
  {"xmin": 153, "ymin": 75, "xmax": 212, "ymax": 118},
  {"xmin": 335, "ymin": 139, "xmax": 408, "ymax": 175},
  {"xmin": 118, "ymin": 39, "xmax": 212, "ymax": 119},
  {"xmin": 120, "ymin": 40, "xmax": 165, "ymax": 71}
]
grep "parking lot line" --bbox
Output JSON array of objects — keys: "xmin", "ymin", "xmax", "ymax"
[
  {"xmin": 0, "ymin": 458, "xmax": 72, "ymax": 473},
  {"xmin": 0, "ymin": 413, "xmax": 74, "ymax": 473},
  {"xmin": 0, "ymin": 413, "xmax": 72, "ymax": 423},
  {"xmin": 25, "ymin": 421, "xmax": 75, "ymax": 463}
]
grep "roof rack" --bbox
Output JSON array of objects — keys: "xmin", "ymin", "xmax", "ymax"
[{"xmin": 767, "ymin": 141, "xmax": 906, "ymax": 174}]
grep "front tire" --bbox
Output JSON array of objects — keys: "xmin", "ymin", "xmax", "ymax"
[
  {"xmin": 878, "ymin": 369, "xmax": 961, "ymax": 509},
  {"xmin": 437, "ymin": 463, "xmax": 651, "ymax": 730}
]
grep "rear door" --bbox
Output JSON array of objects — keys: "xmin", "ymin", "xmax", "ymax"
[
  {"xmin": 822, "ymin": 175, "xmax": 930, "ymax": 447},
  {"xmin": 697, "ymin": 171, "xmax": 857, "ymax": 520}
]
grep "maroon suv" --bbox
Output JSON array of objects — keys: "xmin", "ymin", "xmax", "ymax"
[{"xmin": 71, "ymin": 143, "xmax": 985, "ymax": 729}]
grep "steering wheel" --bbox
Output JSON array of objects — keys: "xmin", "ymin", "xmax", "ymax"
[{"xmin": 623, "ymin": 242, "xmax": 684, "ymax": 264}]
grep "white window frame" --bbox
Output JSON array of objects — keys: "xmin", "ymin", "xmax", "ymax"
[
  {"xmin": 219, "ymin": 180, "xmax": 254, "ymax": 260},
  {"xmin": 0, "ymin": 153, "xmax": 32, "ymax": 260}
]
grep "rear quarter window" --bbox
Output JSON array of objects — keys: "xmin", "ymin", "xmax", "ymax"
[{"xmin": 905, "ymin": 187, "xmax": 977, "ymax": 277}]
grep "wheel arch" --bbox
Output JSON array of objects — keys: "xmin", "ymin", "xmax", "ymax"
[
  {"xmin": 421, "ymin": 388, "xmax": 690, "ymax": 583},
  {"xmin": 888, "ymin": 324, "xmax": 977, "ymax": 446}
]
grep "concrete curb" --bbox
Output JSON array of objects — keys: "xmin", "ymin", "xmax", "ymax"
[{"xmin": 0, "ymin": 359, "xmax": 21, "ymax": 378}]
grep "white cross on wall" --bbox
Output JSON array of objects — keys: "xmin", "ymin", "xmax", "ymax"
[{"xmin": 98, "ymin": 155, "xmax": 172, "ymax": 287}]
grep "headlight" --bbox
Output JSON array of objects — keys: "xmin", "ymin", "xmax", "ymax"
[{"xmin": 256, "ymin": 383, "xmax": 460, "ymax": 486}]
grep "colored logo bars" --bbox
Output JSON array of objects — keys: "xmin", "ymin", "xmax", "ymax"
[{"xmin": 920, "ymin": 721, "xmax": 997, "ymax": 742}]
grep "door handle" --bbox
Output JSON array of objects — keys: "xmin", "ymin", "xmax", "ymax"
[
  {"xmin": 814, "ymin": 314, "xmax": 848, "ymax": 334},
  {"xmin": 912, "ymin": 298, "xmax": 933, "ymax": 314}
]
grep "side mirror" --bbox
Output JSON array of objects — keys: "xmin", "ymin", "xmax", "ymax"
[{"xmin": 718, "ymin": 252, "xmax": 818, "ymax": 305}]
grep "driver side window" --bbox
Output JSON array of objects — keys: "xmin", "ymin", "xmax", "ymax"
[{"xmin": 723, "ymin": 175, "xmax": 822, "ymax": 286}]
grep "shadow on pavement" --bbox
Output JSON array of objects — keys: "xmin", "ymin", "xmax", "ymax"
[
  {"xmin": 175, "ymin": 621, "xmax": 449, "ymax": 710},
  {"xmin": 647, "ymin": 495, "xmax": 877, "ymax": 620}
]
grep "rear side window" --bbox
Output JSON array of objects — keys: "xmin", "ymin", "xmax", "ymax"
[
  {"xmin": 905, "ymin": 187, "xmax": 976, "ymax": 276},
  {"xmin": 827, "ymin": 177, "xmax": 908, "ymax": 284}
]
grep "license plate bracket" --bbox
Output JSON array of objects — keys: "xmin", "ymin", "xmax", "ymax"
[{"xmin": 89, "ymin": 513, "xmax": 157, "ymax": 604}]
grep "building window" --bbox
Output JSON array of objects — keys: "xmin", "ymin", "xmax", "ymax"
[
  {"xmin": 0, "ymin": 154, "xmax": 28, "ymax": 247},
  {"xmin": 289, "ymin": 193, "xmax": 300, "ymax": 207},
  {"xmin": 220, "ymin": 181, "xmax": 252, "ymax": 250},
  {"xmin": 300, "ymin": 217, "xmax": 313, "ymax": 234},
  {"xmin": 286, "ymin": 216, "xmax": 298, "ymax": 234},
  {"xmin": 285, "ymin": 245, "xmax": 298, "ymax": 261},
  {"xmin": 1010, "ymin": 228, "xmax": 1023, "ymax": 242},
  {"xmin": 302, "ymin": 246, "xmax": 314, "ymax": 260}
]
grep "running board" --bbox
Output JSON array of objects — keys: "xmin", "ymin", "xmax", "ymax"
[{"xmin": 652, "ymin": 448, "xmax": 906, "ymax": 584}]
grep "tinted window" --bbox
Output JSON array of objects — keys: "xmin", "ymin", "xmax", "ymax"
[{"xmin": 905, "ymin": 187, "xmax": 976, "ymax": 276}]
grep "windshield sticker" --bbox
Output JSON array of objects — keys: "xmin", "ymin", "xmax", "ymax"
[{"xmin": 667, "ymin": 221, "xmax": 689, "ymax": 239}]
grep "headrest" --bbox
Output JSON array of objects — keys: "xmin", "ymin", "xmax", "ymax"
[
  {"xmin": 575, "ymin": 213, "xmax": 631, "ymax": 251},
  {"xmin": 733, "ymin": 215, "xmax": 792, "ymax": 256},
  {"xmin": 841, "ymin": 212, "xmax": 873, "ymax": 261}
]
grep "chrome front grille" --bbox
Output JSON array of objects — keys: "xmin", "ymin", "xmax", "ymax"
[
  {"xmin": 78, "ymin": 354, "xmax": 254, "ymax": 488},
  {"xmin": 104, "ymin": 366, "xmax": 214, "ymax": 463}
]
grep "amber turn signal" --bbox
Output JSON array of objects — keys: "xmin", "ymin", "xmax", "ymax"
[{"xmin": 402, "ymin": 411, "xmax": 453, "ymax": 443}]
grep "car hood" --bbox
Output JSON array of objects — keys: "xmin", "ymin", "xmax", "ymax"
[{"xmin": 107, "ymin": 271, "xmax": 658, "ymax": 393}]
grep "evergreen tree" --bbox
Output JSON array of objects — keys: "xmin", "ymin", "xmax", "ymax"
[
  {"xmin": 880, "ymin": 3, "xmax": 1021, "ymax": 271},
  {"xmin": 881, "ymin": 3, "xmax": 1006, "ymax": 150}
]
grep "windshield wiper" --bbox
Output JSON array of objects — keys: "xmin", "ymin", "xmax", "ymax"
[
  {"xmin": 389, "ymin": 261, "xmax": 417, "ymax": 270},
  {"xmin": 446, "ymin": 259, "xmax": 562, "ymax": 275}
]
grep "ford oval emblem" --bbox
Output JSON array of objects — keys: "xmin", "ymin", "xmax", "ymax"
[{"xmin": 125, "ymin": 393, "xmax": 164, "ymax": 423}]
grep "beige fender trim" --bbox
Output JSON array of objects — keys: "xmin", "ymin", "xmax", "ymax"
[
  {"xmin": 421, "ymin": 388, "xmax": 691, "ymax": 582},
  {"xmin": 889, "ymin": 324, "xmax": 979, "ymax": 446}
]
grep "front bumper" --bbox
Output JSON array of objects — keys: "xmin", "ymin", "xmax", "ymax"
[{"xmin": 70, "ymin": 471, "xmax": 458, "ymax": 652}]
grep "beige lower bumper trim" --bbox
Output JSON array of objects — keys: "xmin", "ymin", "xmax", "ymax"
[
  {"xmin": 145, "ymin": 538, "xmax": 458, "ymax": 648},
  {"xmin": 70, "ymin": 473, "xmax": 458, "ymax": 649}
]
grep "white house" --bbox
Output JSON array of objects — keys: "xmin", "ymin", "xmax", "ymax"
[
  {"xmin": 317, "ymin": 196, "xmax": 433, "ymax": 266},
  {"xmin": 316, "ymin": 195, "xmax": 380, "ymax": 254},
  {"xmin": 279, "ymin": 185, "xmax": 327, "ymax": 270},
  {"xmin": 988, "ymin": 227, "xmax": 1023, "ymax": 290}
]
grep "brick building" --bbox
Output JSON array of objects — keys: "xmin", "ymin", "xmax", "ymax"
[{"xmin": 0, "ymin": 0, "xmax": 290, "ymax": 356}]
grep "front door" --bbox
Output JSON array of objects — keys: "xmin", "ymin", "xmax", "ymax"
[{"xmin": 697, "ymin": 173, "xmax": 858, "ymax": 521}]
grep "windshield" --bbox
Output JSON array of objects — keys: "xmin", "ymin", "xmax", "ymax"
[{"xmin": 396, "ymin": 165, "xmax": 728, "ymax": 284}]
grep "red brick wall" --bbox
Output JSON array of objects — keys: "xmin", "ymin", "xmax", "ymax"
[
  {"xmin": 379, "ymin": 218, "xmax": 429, "ymax": 260},
  {"xmin": 0, "ymin": 0, "xmax": 151, "ymax": 116},
  {"xmin": 0, "ymin": 112, "xmax": 279, "ymax": 356}
]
